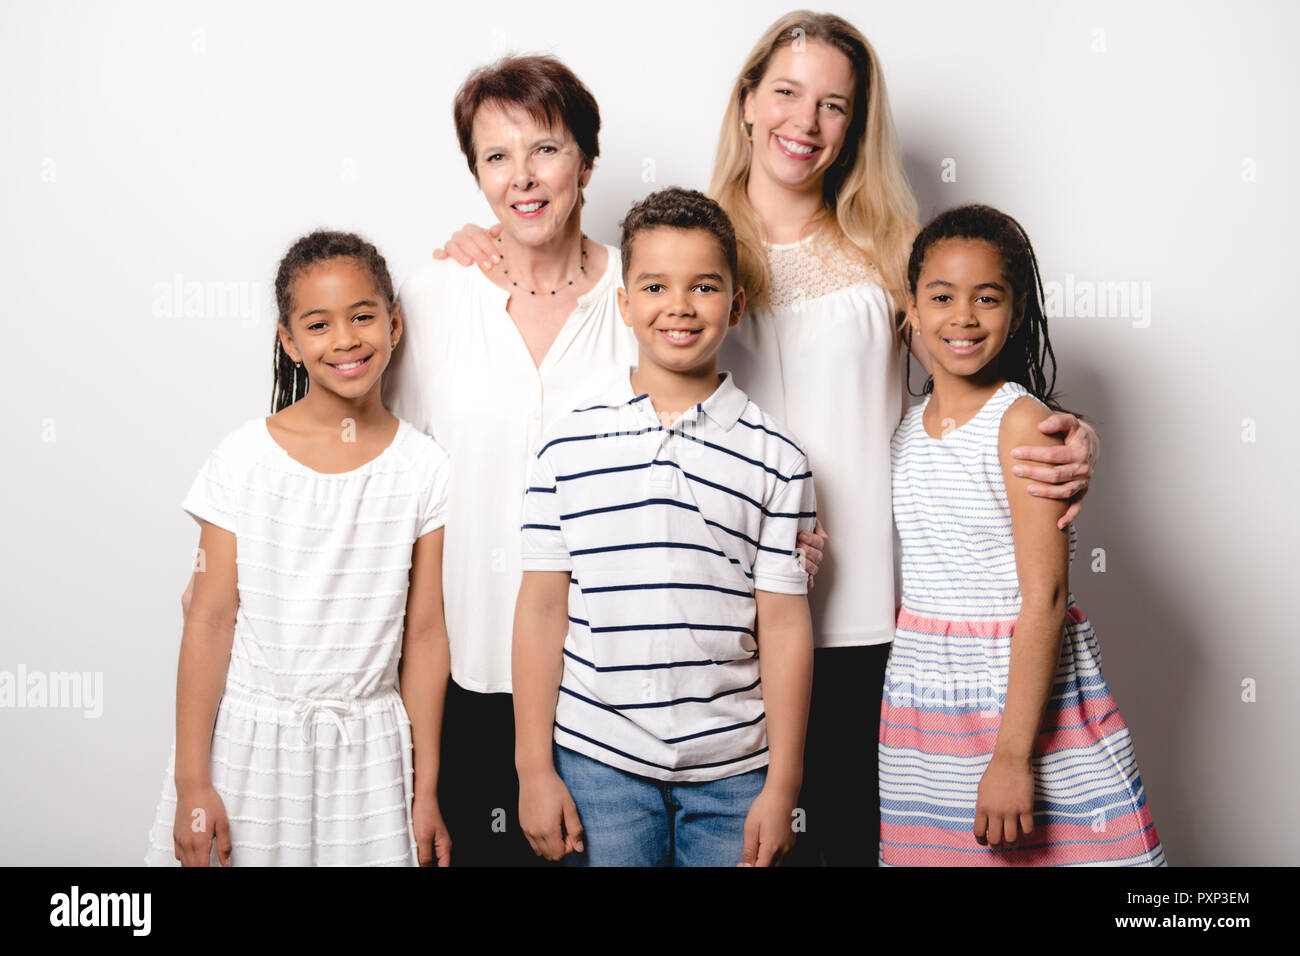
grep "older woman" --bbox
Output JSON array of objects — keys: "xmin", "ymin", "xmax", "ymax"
[{"xmin": 382, "ymin": 56, "xmax": 636, "ymax": 866}]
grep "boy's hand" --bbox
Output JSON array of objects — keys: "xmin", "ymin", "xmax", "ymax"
[
  {"xmin": 739, "ymin": 783, "xmax": 798, "ymax": 867},
  {"xmin": 413, "ymin": 794, "xmax": 452, "ymax": 867},
  {"xmin": 974, "ymin": 750, "xmax": 1036, "ymax": 848},
  {"xmin": 519, "ymin": 769, "xmax": 584, "ymax": 861},
  {"xmin": 173, "ymin": 782, "xmax": 232, "ymax": 866}
]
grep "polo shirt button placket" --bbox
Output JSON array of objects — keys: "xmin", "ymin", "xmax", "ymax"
[{"xmin": 645, "ymin": 404, "xmax": 675, "ymax": 490}]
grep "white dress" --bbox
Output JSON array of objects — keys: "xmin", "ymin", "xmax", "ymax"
[
  {"xmin": 144, "ymin": 416, "xmax": 451, "ymax": 866},
  {"xmin": 720, "ymin": 234, "xmax": 908, "ymax": 648}
]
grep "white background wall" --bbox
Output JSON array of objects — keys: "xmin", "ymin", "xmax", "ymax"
[{"xmin": 1, "ymin": 0, "xmax": 1294, "ymax": 865}]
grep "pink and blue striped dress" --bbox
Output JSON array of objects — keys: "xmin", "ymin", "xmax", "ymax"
[{"xmin": 880, "ymin": 380, "xmax": 1165, "ymax": 866}]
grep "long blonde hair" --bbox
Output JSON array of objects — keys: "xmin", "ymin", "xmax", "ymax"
[{"xmin": 709, "ymin": 11, "xmax": 918, "ymax": 337}]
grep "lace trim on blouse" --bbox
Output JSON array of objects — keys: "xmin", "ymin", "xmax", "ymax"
[{"xmin": 765, "ymin": 233, "xmax": 883, "ymax": 309}]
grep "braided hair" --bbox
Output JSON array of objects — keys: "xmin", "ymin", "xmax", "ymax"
[
  {"xmin": 904, "ymin": 204, "xmax": 1066, "ymax": 413},
  {"xmin": 271, "ymin": 230, "xmax": 396, "ymax": 413}
]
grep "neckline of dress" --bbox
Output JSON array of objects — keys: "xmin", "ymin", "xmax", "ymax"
[
  {"xmin": 764, "ymin": 234, "xmax": 817, "ymax": 252},
  {"xmin": 471, "ymin": 240, "xmax": 616, "ymax": 308},
  {"xmin": 262, "ymin": 417, "xmax": 407, "ymax": 477},
  {"xmin": 919, "ymin": 382, "xmax": 1016, "ymax": 442}
]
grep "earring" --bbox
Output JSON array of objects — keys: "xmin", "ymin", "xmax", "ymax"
[{"xmin": 741, "ymin": 120, "xmax": 753, "ymax": 142}]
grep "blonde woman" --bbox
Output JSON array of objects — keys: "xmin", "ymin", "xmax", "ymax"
[{"xmin": 434, "ymin": 10, "xmax": 1099, "ymax": 867}]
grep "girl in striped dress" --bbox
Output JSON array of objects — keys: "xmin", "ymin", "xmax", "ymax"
[
  {"xmin": 146, "ymin": 231, "xmax": 453, "ymax": 866},
  {"xmin": 880, "ymin": 205, "xmax": 1165, "ymax": 866}
]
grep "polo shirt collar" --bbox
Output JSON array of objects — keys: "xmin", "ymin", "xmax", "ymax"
[
  {"xmin": 694, "ymin": 370, "xmax": 748, "ymax": 431},
  {"xmin": 610, "ymin": 367, "xmax": 749, "ymax": 432}
]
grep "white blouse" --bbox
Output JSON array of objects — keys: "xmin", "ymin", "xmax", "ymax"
[
  {"xmin": 385, "ymin": 245, "xmax": 638, "ymax": 693},
  {"xmin": 720, "ymin": 234, "xmax": 909, "ymax": 648}
]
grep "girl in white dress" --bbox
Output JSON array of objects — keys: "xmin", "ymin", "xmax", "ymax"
[{"xmin": 146, "ymin": 231, "xmax": 454, "ymax": 866}]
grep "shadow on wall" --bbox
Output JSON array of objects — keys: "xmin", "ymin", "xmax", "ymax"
[{"xmin": 1057, "ymin": 364, "xmax": 1197, "ymax": 865}]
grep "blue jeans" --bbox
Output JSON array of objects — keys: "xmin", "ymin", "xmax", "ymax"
[{"xmin": 553, "ymin": 744, "xmax": 767, "ymax": 867}]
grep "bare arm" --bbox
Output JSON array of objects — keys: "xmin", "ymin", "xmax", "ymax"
[
  {"xmin": 173, "ymin": 520, "xmax": 239, "ymax": 865},
  {"xmin": 400, "ymin": 526, "xmax": 452, "ymax": 866},
  {"xmin": 974, "ymin": 398, "xmax": 1071, "ymax": 848},
  {"xmin": 1011, "ymin": 415, "xmax": 1100, "ymax": 528},
  {"xmin": 742, "ymin": 589, "xmax": 813, "ymax": 867},
  {"xmin": 512, "ymin": 569, "xmax": 583, "ymax": 860},
  {"xmin": 181, "ymin": 571, "xmax": 195, "ymax": 617}
]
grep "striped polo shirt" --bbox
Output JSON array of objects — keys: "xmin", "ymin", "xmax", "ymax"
[{"xmin": 519, "ymin": 368, "xmax": 817, "ymax": 783}]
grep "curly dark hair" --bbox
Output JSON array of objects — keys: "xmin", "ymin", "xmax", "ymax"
[
  {"xmin": 271, "ymin": 230, "xmax": 396, "ymax": 413},
  {"xmin": 619, "ymin": 186, "xmax": 739, "ymax": 288},
  {"xmin": 906, "ymin": 203, "xmax": 1068, "ymax": 413}
]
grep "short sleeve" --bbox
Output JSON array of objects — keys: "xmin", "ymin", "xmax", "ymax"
[
  {"xmin": 519, "ymin": 450, "xmax": 572, "ymax": 572},
  {"xmin": 182, "ymin": 441, "xmax": 239, "ymax": 533},
  {"xmin": 752, "ymin": 454, "xmax": 817, "ymax": 594},
  {"xmin": 417, "ymin": 440, "xmax": 452, "ymax": 538}
]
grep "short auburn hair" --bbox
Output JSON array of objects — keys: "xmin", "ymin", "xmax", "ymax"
[
  {"xmin": 452, "ymin": 55, "xmax": 601, "ymax": 178},
  {"xmin": 619, "ymin": 187, "xmax": 739, "ymax": 288}
]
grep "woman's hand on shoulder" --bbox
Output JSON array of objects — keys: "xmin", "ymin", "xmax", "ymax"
[
  {"xmin": 1001, "ymin": 397, "xmax": 1071, "ymax": 525},
  {"xmin": 1010, "ymin": 410, "xmax": 1099, "ymax": 529},
  {"xmin": 433, "ymin": 222, "xmax": 503, "ymax": 271}
]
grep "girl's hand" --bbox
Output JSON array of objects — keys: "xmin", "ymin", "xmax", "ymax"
[
  {"xmin": 432, "ymin": 222, "xmax": 502, "ymax": 271},
  {"xmin": 796, "ymin": 519, "xmax": 827, "ymax": 592},
  {"xmin": 518, "ymin": 769, "xmax": 584, "ymax": 861},
  {"xmin": 1011, "ymin": 415, "xmax": 1099, "ymax": 529},
  {"xmin": 412, "ymin": 794, "xmax": 452, "ymax": 867},
  {"xmin": 173, "ymin": 782, "xmax": 232, "ymax": 866},
  {"xmin": 738, "ymin": 783, "xmax": 798, "ymax": 867},
  {"xmin": 974, "ymin": 751, "xmax": 1036, "ymax": 848}
]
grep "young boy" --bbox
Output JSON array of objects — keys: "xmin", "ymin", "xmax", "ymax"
[{"xmin": 512, "ymin": 187, "xmax": 816, "ymax": 867}]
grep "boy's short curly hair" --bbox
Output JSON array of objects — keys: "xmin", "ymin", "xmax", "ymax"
[{"xmin": 619, "ymin": 187, "xmax": 739, "ymax": 288}]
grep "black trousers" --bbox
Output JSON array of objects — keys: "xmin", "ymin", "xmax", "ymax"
[
  {"xmin": 436, "ymin": 678, "xmax": 556, "ymax": 867},
  {"xmin": 437, "ymin": 644, "xmax": 890, "ymax": 867},
  {"xmin": 784, "ymin": 642, "xmax": 892, "ymax": 867}
]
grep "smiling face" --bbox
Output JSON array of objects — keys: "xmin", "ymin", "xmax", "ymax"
[
  {"xmin": 277, "ymin": 257, "xmax": 400, "ymax": 402},
  {"xmin": 471, "ymin": 102, "xmax": 589, "ymax": 245},
  {"xmin": 618, "ymin": 226, "xmax": 744, "ymax": 375},
  {"xmin": 742, "ymin": 39, "xmax": 856, "ymax": 195},
  {"xmin": 908, "ymin": 238, "xmax": 1024, "ymax": 384}
]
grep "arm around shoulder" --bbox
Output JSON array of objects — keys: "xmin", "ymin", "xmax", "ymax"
[{"xmin": 999, "ymin": 397, "xmax": 1071, "ymax": 599}]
